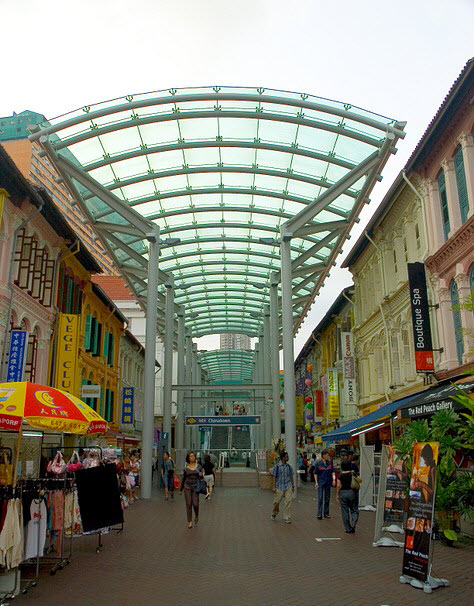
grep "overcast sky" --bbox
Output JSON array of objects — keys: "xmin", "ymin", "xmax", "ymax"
[{"xmin": 2, "ymin": 0, "xmax": 473, "ymax": 356}]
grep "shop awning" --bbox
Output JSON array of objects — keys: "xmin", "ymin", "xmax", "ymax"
[
  {"xmin": 398, "ymin": 378, "xmax": 474, "ymax": 419},
  {"xmin": 322, "ymin": 393, "xmax": 421, "ymax": 442}
]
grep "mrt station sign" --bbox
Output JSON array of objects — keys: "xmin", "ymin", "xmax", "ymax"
[{"xmin": 186, "ymin": 415, "xmax": 261, "ymax": 426}]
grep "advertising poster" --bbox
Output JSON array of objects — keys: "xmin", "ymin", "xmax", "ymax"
[
  {"xmin": 384, "ymin": 446, "xmax": 408, "ymax": 524},
  {"xmin": 402, "ymin": 441, "xmax": 439, "ymax": 583}
]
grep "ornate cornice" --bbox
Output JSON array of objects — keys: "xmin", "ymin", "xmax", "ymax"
[
  {"xmin": 12, "ymin": 287, "xmax": 55, "ymax": 324},
  {"xmin": 425, "ymin": 215, "xmax": 474, "ymax": 275}
]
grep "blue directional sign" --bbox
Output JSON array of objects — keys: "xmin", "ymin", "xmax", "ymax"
[
  {"xmin": 7, "ymin": 330, "xmax": 28, "ymax": 382},
  {"xmin": 186, "ymin": 415, "xmax": 261, "ymax": 426}
]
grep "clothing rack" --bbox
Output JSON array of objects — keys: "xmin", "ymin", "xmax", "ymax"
[{"xmin": 18, "ymin": 476, "xmax": 75, "ymax": 595}]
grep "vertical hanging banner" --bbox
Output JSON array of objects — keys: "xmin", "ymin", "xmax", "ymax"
[
  {"xmin": 7, "ymin": 330, "xmax": 28, "ymax": 382},
  {"xmin": 315, "ymin": 390, "xmax": 324, "ymax": 417},
  {"xmin": 402, "ymin": 442, "xmax": 439, "ymax": 584},
  {"xmin": 328, "ymin": 368, "xmax": 340, "ymax": 418},
  {"xmin": 122, "ymin": 387, "xmax": 134, "ymax": 424},
  {"xmin": 407, "ymin": 263, "xmax": 434, "ymax": 373},
  {"xmin": 55, "ymin": 314, "xmax": 79, "ymax": 392},
  {"xmin": 341, "ymin": 332, "xmax": 357, "ymax": 405},
  {"xmin": 295, "ymin": 395, "xmax": 304, "ymax": 428}
]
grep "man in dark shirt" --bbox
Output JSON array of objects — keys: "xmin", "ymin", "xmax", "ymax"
[{"xmin": 314, "ymin": 449, "xmax": 334, "ymax": 519}]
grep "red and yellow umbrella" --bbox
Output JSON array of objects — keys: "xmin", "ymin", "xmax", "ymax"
[{"xmin": 0, "ymin": 382, "xmax": 108, "ymax": 434}]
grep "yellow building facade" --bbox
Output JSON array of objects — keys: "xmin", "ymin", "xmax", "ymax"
[{"xmin": 49, "ymin": 246, "xmax": 125, "ymax": 431}]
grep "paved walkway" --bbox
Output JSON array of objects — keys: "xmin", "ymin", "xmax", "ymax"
[{"xmin": 16, "ymin": 483, "xmax": 473, "ymax": 606}]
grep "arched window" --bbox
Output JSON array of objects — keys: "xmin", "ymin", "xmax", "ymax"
[
  {"xmin": 450, "ymin": 280, "xmax": 464, "ymax": 365},
  {"xmin": 438, "ymin": 170, "xmax": 450, "ymax": 240},
  {"xmin": 454, "ymin": 146, "xmax": 469, "ymax": 223}
]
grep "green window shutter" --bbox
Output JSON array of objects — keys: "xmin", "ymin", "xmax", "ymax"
[
  {"xmin": 454, "ymin": 146, "xmax": 469, "ymax": 223},
  {"xmin": 438, "ymin": 170, "xmax": 450, "ymax": 240},
  {"xmin": 93, "ymin": 322, "xmax": 102, "ymax": 356},
  {"xmin": 450, "ymin": 280, "xmax": 464, "ymax": 365},
  {"xmin": 104, "ymin": 331, "xmax": 109, "ymax": 359},
  {"xmin": 470, "ymin": 266, "xmax": 474, "ymax": 294},
  {"xmin": 66, "ymin": 278, "xmax": 74, "ymax": 314},
  {"xmin": 84, "ymin": 314, "xmax": 93, "ymax": 350},
  {"xmin": 100, "ymin": 386, "xmax": 105, "ymax": 415},
  {"xmin": 110, "ymin": 390, "xmax": 115, "ymax": 422},
  {"xmin": 57, "ymin": 266, "xmax": 65, "ymax": 309},
  {"xmin": 109, "ymin": 334, "xmax": 114, "ymax": 366}
]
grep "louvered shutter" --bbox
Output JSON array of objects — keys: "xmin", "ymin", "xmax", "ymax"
[
  {"xmin": 450, "ymin": 281, "xmax": 464, "ymax": 365},
  {"xmin": 84, "ymin": 314, "xmax": 93, "ymax": 350},
  {"xmin": 438, "ymin": 170, "xmax": 450, "ymax": 240},
  {"xmin": 454, "ymin": 146, "xmax": 469, "ymax": 223}
]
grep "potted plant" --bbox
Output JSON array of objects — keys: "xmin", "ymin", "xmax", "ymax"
[{"xmin": 393, "ymin": 385, "xmax": 473, "ymax": 544}]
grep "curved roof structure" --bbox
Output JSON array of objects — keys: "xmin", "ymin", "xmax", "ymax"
[{"xmin": 30, "ymin": 86, "xmax": 405, "ymax": 380}]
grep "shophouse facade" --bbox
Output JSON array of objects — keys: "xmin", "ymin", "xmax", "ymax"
[
  {"xmin": 119, "ymin": 329, "xmax": 146, "ymax": 448},
  {"xmin": 1, "ymin": 145, "xmax": 129, "ymax": 440},
  {"xmin": 91, "ymin": 276, "xmax": 167, "ymax": 434},
  {"xmin": 294, "ymin": 288, "xmax": 355, "ymax": 447},
  {"xmin": 0, "ymin": 110, "xmax": 116, "ymax": 275},
  {"xmin": 342, "ymin": 172, "xmax": 429, "ymax": 420},
  {"xmin": 410, "ymin": 59, "xmax": 474, "ymax": 378}
]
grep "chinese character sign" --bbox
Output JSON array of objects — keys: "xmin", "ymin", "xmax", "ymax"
[
  {"xmin": 122, "ymin": 387, "xmax": 134, "ymax": 424},
  {"xmin": 7, "ymin": 330, "xmax": 28, "ymax": 382},
  {"xmin": 341, "ymin": 332, "xmax": 357, "ymax": 405}
]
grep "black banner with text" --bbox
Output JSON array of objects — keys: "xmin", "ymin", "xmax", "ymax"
[{"xmin": 407, "ymin": 263, "xmax": 435, "ymax": 373}]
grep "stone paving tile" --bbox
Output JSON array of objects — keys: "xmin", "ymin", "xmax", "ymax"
[{"xmin": 14, "ymin": 482, "xmax": 473, "ymax": 606}]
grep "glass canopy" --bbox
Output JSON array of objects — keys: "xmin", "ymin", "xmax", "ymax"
[{"xmin": 31, "ymin": 87, "xmax": 405, "ymax": 381}]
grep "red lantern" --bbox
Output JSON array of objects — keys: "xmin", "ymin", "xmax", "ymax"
[
  {"xmin": 305, "ymin": 396, "xmax": 312, "ymax": 403},
  {"xmin": 307, "ymin": 364, "xmax": 313, "ymax": 372},
  {"xmin": 305, "ymin": 378, "xmax": 311, "ymax": 386}
]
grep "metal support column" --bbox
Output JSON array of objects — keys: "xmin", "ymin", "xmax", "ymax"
[
  {"xmin": 270, "ymin": 284, "xmax": 281, "ymax": 442},
  {"xmin": 192, "ymin": 344, "xmax": 199, "ymax": 450},
  {"xmin": 185, "ymin": 333, "xmax": 193, "ymax": 449},
  {"xmin": 162, "ymin": 282, "xmax": 174, "ymax": 444},
  {"xmin": 142, "ymin": 227, "xmax": 160, "ymax": 500},
  {"xmin": 263, "ymin": 310, "xmax": 272, "ymax": 450},
  {"xmin": 257, "ymin": 337, "xmax": 265, "ymax": 449},
  {"xmin": 280, "ymin": 234, "xmax": 297, "ymax": 491},
  {"xmin": 176, "ymin": 311, "xmax": 185, "ymax": 451}
]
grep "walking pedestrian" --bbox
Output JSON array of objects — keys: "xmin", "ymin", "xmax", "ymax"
[
  {"xmin": 314, "ymin": 449, "xmax": 334, "ymax": 519},
  {"xmin": 270, "ymin": 451, "xmax": 295, "ymax": 524},
  {"xmin": 351, "ymin": 453, "xmax": 360, "ymax": 509},
  {"xmin": 202, "ymin": 454, "xmax": 215, "ymax": 500},
  {"xmin": 161, "ymin": 451, "xmax": 175, "ymax": 500},
  {"xmin": 179, "ymin": 451, "xmax": 204, "ymax": 529},
  {"xmin": 336, "ymin": 460, "xmax": 359, "ymax": 533}
]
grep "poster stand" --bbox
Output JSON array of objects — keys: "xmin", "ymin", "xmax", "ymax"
[
  {"xmin": 400, "ymin": 571, "xmax": 450, "ymax": 594},
  {"xmin": 373, "ymin": 446, "xmax": 407, "ymax": 548},
  {"xmin": 400, "ymin": 442, "xmax": 449, "ymax": 594}
]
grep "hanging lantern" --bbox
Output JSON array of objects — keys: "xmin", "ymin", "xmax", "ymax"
[
  {"xmin": 307, "ymin": 364, "xmax": 313, "ymax": 372},
  {"xmin": 305, "ymin": 396, "xmax": 312, "ymax": 403},
  {"xmin": 306, "ymin": 413, "xmax": 314, "ymax": 421},
  {"xmin": 305, "ymin": 378, "xmax": 311, "ymax": 386},
  {"xmin": 306, "ymin": 402, "xmax": 314, "ymax": 409},
  {"xmin": 305, "ymin": 422, "xmax": 310, "ymax": 431}
]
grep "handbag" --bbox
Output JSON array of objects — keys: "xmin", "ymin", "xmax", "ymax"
[
  {"xmin": 196, "ymin": 477, "xmax": 207, "ymax": 495},
  {"xmin": 67, "ymin": 451, "xmax": 82, "ymax": 472},
  {"xmin": 351, "ymin": 472, "xmax": 361, "ymax": 491},
  {"xmin": 173, "ymin": 475, "xmax": 181, "ymax": 490},
  {"xmin": 0, "ymin": 451, "xmax": 13, "ymax": 486},
  {"xmin": 50, "ymin": 451, "xmax": 67, "ymax": 475}
]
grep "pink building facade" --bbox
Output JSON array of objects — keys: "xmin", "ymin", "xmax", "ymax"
[
  {"xmin": 413, "ymin": 60, "xmax": 474, "ymax": 378},
  {"xmin": 1, "ymin": 147, "xmax": 66, "ymax": 384}
]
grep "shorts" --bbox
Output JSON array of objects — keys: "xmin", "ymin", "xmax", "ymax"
[{"xmin": 204, "ymin": 474, "xmax": 214, "ymax": 487}]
